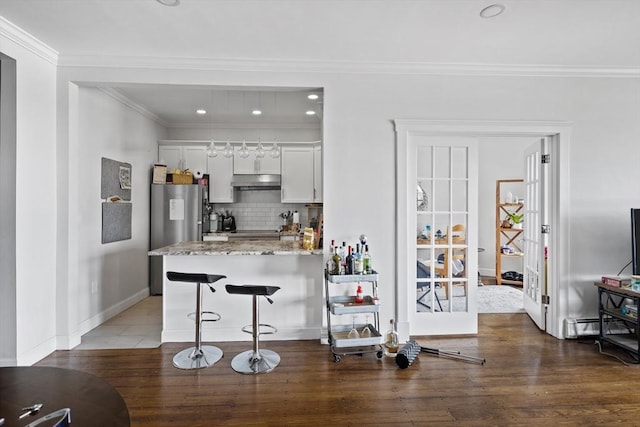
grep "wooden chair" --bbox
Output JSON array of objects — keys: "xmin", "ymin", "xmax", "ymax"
[{"xmin": 434, "ymin": 224, "xmax": 466, "ymax": 300}]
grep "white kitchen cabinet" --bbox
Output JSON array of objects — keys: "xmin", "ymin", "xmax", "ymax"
[
  {"xmin": 233, "ymin": 147, "xmax": 281, "ymax": 174},
  {"xmin": 281, "ymin": 146, "xmax": 315, "ymax": 203},
  {"xmin": 158, "ymin": 145, "xmax": 182, "ymax": 170},
  {"xmin": 158, "ymin": 144, "xmax": 208, "ymax": 174},
  {"xmin": 313, "ymin": 145, "xmax": 322, "ymax": 202},
  {"xmin": 207, "ymin": 154, "xmax": 235, "ymax": 203}
]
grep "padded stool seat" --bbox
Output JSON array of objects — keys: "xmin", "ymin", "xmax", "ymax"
[
  {"xmin": 225, "ymin": 284, "xmax": 281, "ymax": 374},
  {"xmin": 167, "ymin": 271, "xmax": 226, "ymax": 370}
]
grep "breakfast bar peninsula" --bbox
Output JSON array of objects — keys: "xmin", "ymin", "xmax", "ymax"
[{"xmin": 149, "ymin": 240, "xmax": 323, "ymax": 343}]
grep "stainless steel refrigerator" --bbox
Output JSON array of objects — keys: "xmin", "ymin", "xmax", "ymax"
[{"xmin": 149, "ymin": 184, "xmax": 205, "ymax": 295}]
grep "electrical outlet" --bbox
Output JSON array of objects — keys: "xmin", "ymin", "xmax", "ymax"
[{"xmin": 91, "ymin": 280, "xmax": 98, "ymax": 294}]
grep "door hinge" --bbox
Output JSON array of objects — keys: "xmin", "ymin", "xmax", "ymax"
[
  {"xmin": 541, "ymin": 225, "xmax": 550, "ymax": 234},
  {"xmin": 541, "ymin": 154, "xmax": 551, "ymax": 164},
  {"xmin": 542, "ymin": 294, "xmax": 550, "ymax": 305}
]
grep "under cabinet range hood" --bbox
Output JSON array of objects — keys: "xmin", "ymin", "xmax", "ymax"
[{"xmin": 230, "ymin": 174, "xmax": 281, "ymax": 190}]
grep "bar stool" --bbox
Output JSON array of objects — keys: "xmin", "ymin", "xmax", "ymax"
[
  {"xmin": 225, "ymin": 284, "xmax": 281, "ymax": 374},
  {"xmin": 166, "ymin": 271, "xmax": 226, "ymax": 370}
]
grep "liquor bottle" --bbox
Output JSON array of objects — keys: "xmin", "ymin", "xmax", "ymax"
[
  {"xmin": 385, "ymin": 319, "xmax": 399, "ymax": 356},
  {"xmin": 331, "ymin": 246, "xmax": 341, "ymax": 275},
  {"xmin": 345, "ymin": 246, "xmax": 354, "ymax": 275},
  {"xmin": 355, "ymin": 284, "xmax": 364, "ymax": 303},
  {"xmin": 363, "ymin": 244, "xmax": 372, "ymax": 274},
  {"xmin": 354, "ymin": 243, "xmax": 363, "ymax": 274},
  {"xmin": 338, "ymin": 242, "xmax": 347, "ymax": 274}
]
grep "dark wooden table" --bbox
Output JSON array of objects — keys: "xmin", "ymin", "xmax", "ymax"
[{"xmin": 0, "ymin": 366, "xmax": 129, "ymax": 426}]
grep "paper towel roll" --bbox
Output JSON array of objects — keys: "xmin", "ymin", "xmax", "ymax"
[{"xmin": 293, "ymin": 211, "xmax": 300, "ymax": 224}]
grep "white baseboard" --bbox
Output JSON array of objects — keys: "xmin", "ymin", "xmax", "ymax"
[
  {"xmin": 78, "ymin": 288, "xmax": 150, "ymax": 337},
  {"xmin": 18, "ymin": 336, "xmax": 57, "ymax": 366}
]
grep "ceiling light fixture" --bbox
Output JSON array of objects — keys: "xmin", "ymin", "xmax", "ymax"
[
  {"xmin": 255, "ymin": 138, "xmax": 265, "ymax": 159},
  {"xmin": 156, "ymin": 0, "xmax": 180, "ymax": 6},
  {"xmin": 196, "ymin": 109, "xmax": 206, "ymax": 115},
  {"xmin": 223, "ymin": 138, "xmax": 234, "ymax": 158},
  {"xmin": 307, "ymin": 93, "xmax": 319, "ymax": 100},
  {"xmin": 252, "ymin": 109, "xmax": 262, "ymax": 116},
  {"xmin": 480, "ymin": 4, "xmax": 505, "ymax": 18},
  {"xmin": 206, "ymin": 92, "xmax": 217, "ymax": 158},
  {"xmin": 269, "ymin": 139, "xmax": 280, "ymax": 159},
  {"xmin": 239, "ymin": 139, "xmax": 250, "ymax": 159},
  {"xmin": 305, "ymin": 110, "xmax": 316, "ymax": 116}
]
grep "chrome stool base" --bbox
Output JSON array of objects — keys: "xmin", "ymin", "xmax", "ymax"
[
  {"xmin": 231, "ymin": 349, "xmax": 280, "ymax": 374},
  {"xmin": 173, "ymin": 345, "xmax": 223, "ymax": 370}
]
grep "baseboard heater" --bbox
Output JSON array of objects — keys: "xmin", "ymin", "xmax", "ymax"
[{"xmin": 564, "ymin": 317, "xmax": 633, "ymax": 339}]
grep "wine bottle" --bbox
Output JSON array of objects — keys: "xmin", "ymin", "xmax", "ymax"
[
  {"xmin": 331, "ymin": 246, "xmax": 341, "ymax": 275},
  {"xmin": 363, "ymin": 244, "xmax": 372, "ymax": 274},
  {"xmin": 385, "ymin": 319, "xmax": 399, "ymax": 356},
  {"xmin": 345, "ymin": 246, "xmax": 354, "ymax": 275}
]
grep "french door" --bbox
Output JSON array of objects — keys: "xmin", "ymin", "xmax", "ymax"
[
  {"xmin": 523, "ymin": 138, "xmax": 549, "ymax": 330},
  {"xmin": 396, "ymin": 131, "xmax": 478, "ymax": 336}
]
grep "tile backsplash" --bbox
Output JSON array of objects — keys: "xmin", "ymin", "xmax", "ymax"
[{"xmin": 210, "ymin": 189, "xmax": 312, "ymax": 231}]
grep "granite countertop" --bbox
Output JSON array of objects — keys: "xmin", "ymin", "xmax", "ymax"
[{"xmin": 149, "ymin": 240, "xmax": 323, "ymax": 256}]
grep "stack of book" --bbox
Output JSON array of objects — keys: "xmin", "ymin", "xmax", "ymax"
[{"xmin": 601, "ymin": 276, "xmax": 631, "ymax": 287}]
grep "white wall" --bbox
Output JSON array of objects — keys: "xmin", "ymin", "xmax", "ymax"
[
  {"xmin": 73, "ymin": 87, "xmax": 165, "ymax": 335},
  {"xmin": 0, "ymin": 20, "xmax": 58, "ymax": 365},
  {"xmin": 53, "ymin": 68, "xmax": 640, "ymax": 338},
  {"xmin": 5, "ymin": 19, "xmax": 638, "ymax": 359}
]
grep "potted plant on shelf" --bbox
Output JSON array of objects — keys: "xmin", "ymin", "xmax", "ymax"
[{"xmin": 507, "ymin": 212, "xmax": 524, "ymax": 229}]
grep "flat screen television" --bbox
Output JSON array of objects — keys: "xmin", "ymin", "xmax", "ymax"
[{"xmin": 632, "ymin": 209, "xmax": 640, "ymax": 275}]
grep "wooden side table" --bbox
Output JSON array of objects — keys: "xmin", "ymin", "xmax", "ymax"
[{"xmin": 0, "ymin": 366, "xmax": 130, "ymax": 426}]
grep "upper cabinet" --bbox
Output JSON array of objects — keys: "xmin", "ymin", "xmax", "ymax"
[
  {"xmin": 233, "ymin": 147, "xmax": 281, "ymax": 174},
  {"xmin": 281, "ymin": 145, "xmax": 322, "ymax": 203},
  {"xmin": 158, "ymin": 144, "xmax": 208, "ymax": 174},
  {"xmin": 208, "ymin": 155, "xmax": 235, "ymax": 203},
  {"xmin": 313, "ymin": 145, "xmax": 322, "ymax": 202}
]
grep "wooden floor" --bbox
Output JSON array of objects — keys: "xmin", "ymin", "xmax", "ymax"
[{"xmin": 36, "ymin": 314, "xmax": 640, "ymax": 426}]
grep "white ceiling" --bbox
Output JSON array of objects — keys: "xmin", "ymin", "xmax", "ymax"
[{"xmin": 1, "ymin": 0, "xmax": 638, "ymax": 126}]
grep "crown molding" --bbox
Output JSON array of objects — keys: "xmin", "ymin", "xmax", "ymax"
[
  {"xmin": 167, "ymin": 121, "xmax": 320, "ymax": 130},
  {"xmin": 58, "ymin": 54, "xmax": 640, "ymax": 79},
  {"xmin": 98, "ymin": 87, "xmax": 169, "ymax": 127},
  {"xmin": 0, "ymin": 17, "xmax": 58, "ymax": 65}
]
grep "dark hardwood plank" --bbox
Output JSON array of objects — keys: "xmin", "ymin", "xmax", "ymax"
[{"xmin": 35, "ymin": 314, "xmax": 640, "ymax": 426}]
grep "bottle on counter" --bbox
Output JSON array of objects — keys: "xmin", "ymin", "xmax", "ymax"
[
  {"xmin": 385, "ymin": 319, "xmax": 399, "ymax": 357},
  {"xmin": 345, "ymin": 246, "xmax": 354, "ymax": 275},
  {"xmin": 363, "ymin": 244, "xmax": 372, "ymax": 274}
]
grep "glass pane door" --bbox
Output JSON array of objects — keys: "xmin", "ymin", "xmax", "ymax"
[{"xmin": 409, "ymin": 136, "xmax": 478, "ymax": 335}]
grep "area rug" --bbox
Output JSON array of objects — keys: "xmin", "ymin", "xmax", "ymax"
[
  {"xmin": 417, "ymin": 285, "xmax": 525, "ymax": 313},
  {"xmin": 477, "ymin": 285, "xmax": 525, "ymax": 313}
]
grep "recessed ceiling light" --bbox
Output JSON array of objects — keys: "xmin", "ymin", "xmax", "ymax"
[
  {"xmin": 252, "ymin": 110, "xmax": 262, "ymax": 116},
  {"xmin": 196, "ymin": 109, "xmax": 207, "ymax": 115},
  {"xmin": 306, "ymin": 110, "xmax": 316, "ymax": 116},
  {"xmin": 156, "ymin": 0, "xmax": 180, "ymax": 6},
  {"xmin": 480, "ymin": 4, "xmax": 505, "ymax": 18},
  {"xmin": 307, "ymin": 94, "xmax": 319, "ymax": 100}
]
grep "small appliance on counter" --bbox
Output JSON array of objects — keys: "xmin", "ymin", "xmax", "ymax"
[{"xmin": 222, "ymin": 211, "xmax": 236, "ymax": 232}]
